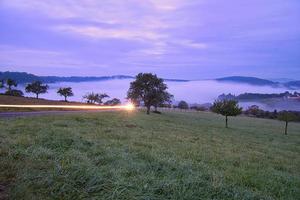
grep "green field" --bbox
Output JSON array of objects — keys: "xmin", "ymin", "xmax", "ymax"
[{"xmin": 0, "ymin": 110, "xmax": 299, "ymax": 199}]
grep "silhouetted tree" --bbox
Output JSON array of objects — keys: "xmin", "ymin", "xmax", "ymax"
[
  {"xmin": 57, "ymin": 87, "xmax": 74, "ymax": 102},
  {"xmin": 25, "ymin": 81, "xmax": 48, "ymax": 99},
  {"xmin": 83, "ymin": 92, "xmax": 109, "ymax": 104},
  {"xmin": 178, "ymin": 101, "xmax": 189, "ymax": 109},
  {"xmin": 127, "ymin": 73, "xmax": 171, "ymax": 114},
  {"xmin": 277, "ymin": 111, "xmax": 297, "ymax": 135},
  {"xmin": 211, "ymin": 100, "xmax": 242, "ymax": 128},
  {"xmin": 104, "ymin": 98, "xmax": 121, "ymax": 106},
  {"xmin": 6, "ymin": 78, "xmax": 17, "ymax": 91}
]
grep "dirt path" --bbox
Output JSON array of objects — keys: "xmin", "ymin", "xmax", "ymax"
[{"xmin": 0, "ymin": 110, "xmax": 118, "ymax": 118}]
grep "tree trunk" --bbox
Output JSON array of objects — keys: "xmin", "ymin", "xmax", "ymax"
[
  {"xmin": 64, "ymin": 96, "xmax": 67, "ymax": 102},
  {"xmin": 225, "ymin": 116, "xmax": 228, "ymax": 128},
  {"xmin": 36, "ymin": 93, "xmax": 39, "ymax": 99},
  {"xmin": 285, "ymin": 121, "xmax": 288, "ymax": 135},
  {"xmin": 146, "ymin": 106, "xmax": 151, "ymax": 115},
  {"xmin": 155, "ymin": 106, "xmax": 158, "ymax": 112}
]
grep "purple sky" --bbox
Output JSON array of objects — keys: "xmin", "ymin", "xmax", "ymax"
[{"xmin": 0, "ymin": 0, "xmax": 300, "ymax": 79}]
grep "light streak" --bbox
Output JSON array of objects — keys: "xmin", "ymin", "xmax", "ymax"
[{"xmin": 0, "ymin": 103, "xmax": 135, "ymax": 111}]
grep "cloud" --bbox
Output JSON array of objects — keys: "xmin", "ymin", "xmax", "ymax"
[
  {"xmin": 1, "ymin": 0, "xmax": 300, "ymax": 78},
  {"xmin": 54, "ymin": 25, "xmax": 167, "ymax": 42}
]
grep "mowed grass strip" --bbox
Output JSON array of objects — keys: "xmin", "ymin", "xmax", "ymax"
[{"xmin": 0, "ymin": 111, "xmax": 299, "ymax": 199}]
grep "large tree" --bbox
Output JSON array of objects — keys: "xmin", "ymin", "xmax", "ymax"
[
  {"xmin": 277, "ymin": 111, "xmax": 297, "ymax": 135},
  {"xmin": 57, "ymin": 87, "xmax": 74, "ymax": 102},
  {"xmin": 211, "ymin": 100, "xmax": 242, "ymax": 128},
  {"xmin": 6, "ymin": 78, "xmax": 17, "ymax": 91},
  {"xmin": 127, "ymin": 73, "xmax": 172, "ymax": 114},
  {"xmin": 25, "ymin": 81, "xmax": 48, "ymax": 99}
]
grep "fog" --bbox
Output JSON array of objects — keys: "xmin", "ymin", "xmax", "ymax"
[{"xmin": 13, "ymin": 79, "xmax": 299, "ymax": 111}]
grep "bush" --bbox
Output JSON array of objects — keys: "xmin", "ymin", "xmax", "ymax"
[
  {"xmin": 4, "ymin": 89, "xmax": 24, "ymax": 97},
  {"xmin": 178, "ymin": 101, "xmax": 189, "ymax": 109}
]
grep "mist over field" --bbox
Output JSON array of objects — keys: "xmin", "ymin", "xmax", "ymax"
[{"xmin": 13, "ymin": 80, "xmax": 299, "ymax": 111}]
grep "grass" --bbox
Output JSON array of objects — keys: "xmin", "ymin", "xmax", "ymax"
[{"xmin": 0, "ymin": 110, "xmax": 299, "ymax": 199}]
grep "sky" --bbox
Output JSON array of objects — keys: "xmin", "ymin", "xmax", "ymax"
[{"xmin": 0, "ymin": 0, "xmax": 300, "ymax": 79}]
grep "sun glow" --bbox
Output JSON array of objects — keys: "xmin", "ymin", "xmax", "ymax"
[{"xmin": 0, "ymin": 103, "xmax": 135, "ymax": 111}]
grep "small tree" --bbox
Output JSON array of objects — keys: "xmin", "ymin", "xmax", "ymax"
[
  {"xmin": 127, "ymin": 73, "xmax": 171, "ymax": 114},
  {"xmin": 25, "ymin": 81, "xmax": 48, "ymax": 99},
  {"xmin": 178, "ymin": 101, "xmax": 189, "ymax": 109},
  {"xmin": 104, "ymin": 98, "xmax": 121, "ymax": 106},
  {"xmin": 6, "ymin": 78, "xmax": 17, "ymax": 91},
  {"xmin": 83, "ymin": 92, "xmax": 97, "ymax": 104},
  {"xmin": 277, "ymin": 111, "xmax": 297, "ymax": 135},
  {"xmin": 83, "ymin": 92, "xmax": 109, "ymax": 104},
  {"xmin": 57, "ymin": 87, "xmax": 74, "ymax": 102},
  {"xmin": 211, "ymin": 100, "xmax": 242, "ymax": 128}
]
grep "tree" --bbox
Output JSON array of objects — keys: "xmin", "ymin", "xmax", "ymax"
[
  {"xmin": 83, "ymin": 92, "xmax": 109, "ymax": 104},
  {"xmin": 127, "ymin": 73, "xmax": 172, "ymax": 114},
  {"xmin": 211, "ymin": 100, "xmax": 242, "ymax": 128},
  {"xmin": 6, "ymin": 78, "xmax": 17, "ymax": 91},
  {"xmin": 25, "ymin": 81, "xmax": 48, "ymax": 99},
  {"xmin": 57, "ymin": 87, "xmax": 74, "ymax": 102},
  {"xmin": 152, "ymin": 91, "xmax": 173, "ymax": 112},
  {"xmin": 277, "ymin": 111, "xmax": 297, "ymax": 135},
  {"xmin": 104, "ymin": 98, "xmax": 121, "ymax": 106},
  {"xmin": 178, "ymin": 101, "xmax": 189, "ymax": 109}
]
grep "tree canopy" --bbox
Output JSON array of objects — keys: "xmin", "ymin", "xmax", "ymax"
[
  {"xmin": 57, "ymin": 87, "xmax": 74, "ymax": 102},
  {"xmin": 127, "ymin": 73, "xmax": 172, "ymax": 114},
  {"xmin": 211, "ymin": 100, "xmax": 242, "ymax": 128},
  {"xmin": 25, "ymin": 81, "xmax": 48, "ymax": 99}
]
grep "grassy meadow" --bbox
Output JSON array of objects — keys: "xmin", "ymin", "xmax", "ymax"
[{"xmin": 0, "ymin": 110, "xmax": 299, "ymax": 199}]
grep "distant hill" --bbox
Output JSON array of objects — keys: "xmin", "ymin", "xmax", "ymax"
[
  {"xmin": 216, "ymin": 76, "xmax": 278, "ymax": 86},
  {"xmin": 0, "ymin": 71, "xmax": 41, "ymax": 83},
  {"xmin": 0, "ymin": 71, "xmax": 189, "ymax": 84},
  {"xmin": 0, "ymin": 71, "xmax": 134, "ymax": 84}
]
